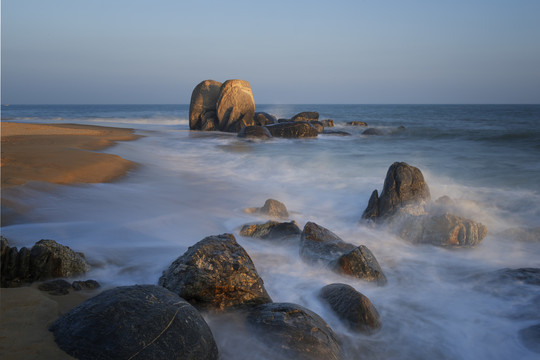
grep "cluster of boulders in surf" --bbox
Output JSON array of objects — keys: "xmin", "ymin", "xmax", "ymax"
[
  {"xmin": 3, "ymin": 159, "xmax": 540, "ymax": 357},
  {"xmin": 189, "ymin": 79, "xmax": 398, "ymax": 139}
]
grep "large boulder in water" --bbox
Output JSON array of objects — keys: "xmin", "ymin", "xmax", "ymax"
[
  {"xmin": 291, "ymin": 111, "xmax": 319, "ymax": 122},
  {"xmin": 216, "ymin": 79, "xmax": 256, "ymax": 132},
  {"xmin": 362, "ymin": 162, "xmax": 431, "ymax": 221},
  {"xmin": 158, "ymin": 233, "xmax": 272, "ymax": 310},
  {"xmin": 246, "ymin": 302, "xmax": 343, "ymax": 360},
  {"xmin": 49, "ymin": 285, "xmax": 218, "ymax": 360},
  {"xmin": 265, "ymin": 122, "xmax": 319, "ymax": 138},
  {"xmin": 189, "ymin": 80, "xmax": 222, "ymax": 131},
  {"xmin": 300, "ymin": 222, "xmax": 386, "ymax": 284},
  {"xmin": 1, "ymin": 237, "xmax": 90, "ymax": 287},
  {"xmin": 319, "ymin": 283, "xmax": 381, "ymax": 334}
]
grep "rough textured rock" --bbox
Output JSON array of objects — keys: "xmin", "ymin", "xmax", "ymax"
[
  {"xmin": 398, "ymin": 213, "xmax": 487, "ymax": 247},
  {"xmin": 362, "ymin": 162, "xmax": 431, "ymax": 221},
  {"xmin": 238, "ymin": 125, "xmax": 272, "ymax": 139},
  {"xmin": 320, "ymin": 283, "xmax": 381, "ymax": 333},
  {"xmin": 300, "ymin": 222, "xmax": 386, "ymax": 284},
  {"xmin": 189, "ymin": 80, "xmax": 222, "ymax": 131},
  {"xmin": 72, "ymin": 279, "xmax": 101, "ymax": 291},
  {"xmin": 300, "ymin": 222, "xmax": 355, "ymax": 263},
  {"xmin": 265, "ymin": 122, "xmax": 319, "ymax": 138},
  {"xmin": 240, "ymin": 220, "xmax": 301, "ymax": 241},
  {"xmin": 346, "ymin": 121, "xmax": 368, "ymax": 126},
  {"xmin": 38, "ymin": 279, "xmax": 72, "ymax": 295},
  {"xmin": 158, "ymin": 234, "xmax": 272, "ymax": 310},
  {"xmin": 1, "ymin": 238, "xmax": 90, "ymax": 287},
  {"xmin": 362, "ymin": 128, "xmax": 384, "ymax": 136},
  {"xmin": 309, "ymin": 121, "xmax": 325, "ymax": 133},
  {"xmin": 320, "ymin": 119, "xmax": 334, "ymax": 127},
  {"xmin": 291, "ymin": 111, "xmax": 319, "ymax": 122},
  {"xmin": 332, "ymin": 246, "xmax": 387, "ymax": 285},
  {"xmin": 216, "ymin": 79, "xmax": 256, "ymax": 132},
  {"xmin": 254, "ymin": 112, "xmax": 277, "ymax": 126},
  {"xmin": 245, "ymin": 198, "xmax": 289, "ymax": 219},
  {"xmin": 49, "ymin": 285, "xmax": 219, "ymax": 360},
  {"xmin": 247, "ymin": 302, "xmax": 343, "ymax": 360}
]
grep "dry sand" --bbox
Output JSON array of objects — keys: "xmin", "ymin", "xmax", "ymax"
[{"xmin": 1, "ymin": 121, "xmax": 141, "ymax": 187}]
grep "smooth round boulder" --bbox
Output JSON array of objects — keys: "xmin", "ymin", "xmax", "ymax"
[
  {"xmin": 216, "ymin": 79, "xmax": 256, "ymax": 132},
  {"xmin": 189, "ymin": 80, "xmax": 222, "ymax": 130},
  {"xmin": 320, "ymin": 283, "xmax": 381, "ymax": 333},
  {"xmin": 158, "ymin": 233, "xmax": 272, "ymax": 310},
  {"xmin": 49, "ymin": 285, "xmax": 219, "ymax": 360},
  {"xmin": 247, "ymin": 302, "xmax": 343, "ymax": 360}
]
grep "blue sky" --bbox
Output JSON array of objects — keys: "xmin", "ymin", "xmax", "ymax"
[{"xmin": 2, "ymin": 0, "xmax": 539, "ymax": 104}]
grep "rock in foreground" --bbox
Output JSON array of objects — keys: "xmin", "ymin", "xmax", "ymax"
[
  {"xmin": 49, "ymin": 285, "xmax": 218, "ymax": 360},
  {"xmin": 158, "ymin": 233, "xmax": 272, "ymax": 310},
  {"xmin": 247, "ymin": 302, "xmax": 343, "ymax": 360},
  {"xmin": 1, "ymin": 237, "xmax": 90, "ymax": 287},
  {"xmin": 320, "ymin": 283, "xmax": 381, "ymax": 333}
]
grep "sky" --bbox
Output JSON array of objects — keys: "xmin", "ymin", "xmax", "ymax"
[{"xmin": 1, "ymin": 0, "xmax": 540, "ymax": 104}]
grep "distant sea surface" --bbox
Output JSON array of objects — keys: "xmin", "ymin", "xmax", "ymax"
[{"xmin": 2, "ymin": 104, "xmax": 540, "ymax": 359}]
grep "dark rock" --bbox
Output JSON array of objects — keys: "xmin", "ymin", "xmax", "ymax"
[
  {"xmin": 278, "ymin": 118, "xmax": 292, "ymax": 123},
  {"xmin": 519, "ymin": 324, "xmax": 540, "ymax": 353},
  {"xmin": 332, "ymin": 246, "xmax": 387, "ymax": 285},
  {"xmin": 323, "ymin": 130, "xmax": 351, "ymax": 136},
  {"xmin": 291, "ymin": 111, "xmax": 319, "ymax": 122},
  {"xmin": 216, "ymin": 79, "xmax": 256, "ymax": 132},
  {"xmin": 238, "ymin": 126, "xmax": 272, "ymax": 139},
  {"xmin": 1, "ymin": 238, "xmax": 90, "ymax": 287},
  {"xmin": 309, "ymin": 121, "xmax": 324, "ymax": 133},
  {"xmin": 240, "ymin": 220, "xmax": 301, "ymax": 241},
  {"xmin": 254, "ymin": 112, "xmax": 277, "ymax": 126},
  {"xmin": 158, "ymin": 234, "xmax": 272, "ymax": 311},
  {"xmin": 265, "ymin": 122, "xmax": 319, "ymax": 138},
  {"xmin": 189, "ymin": 80, "xmax": 222, "ymax": 130},
  {"xmin": 72, "ymin": 279, "xmax": 101, "ymax": 291},
  {"xmin": 319, "ymin": 283, "xmax": 381, "ymax": 333},
  {"xmin": 49, "ymin": 285, "xmax": 218, "ymax": 360},
  {"xmin": 38, "ymin": 279, "xmax": 72, "ymax": 295},
  {"xmin": 320, "ymin": 119, "xmax": 334, "ymax": 127},
  {"xmin": 362, "ymin": 162, "xmax": 431, "ymax": 221},
  {"xmin": 346, "ymin": 121, "xmax": 368, "ymax": 126},
  {"xmin": 246, "ymin": 302, "xmax": 343, "ymax": 360},
  {"xmin": 362, "ymin": 128, "xmax": 383, "ymax": 136},
  {"xmin": 300, "ymin": 222, "xmax": 355, "ymax": 263}
]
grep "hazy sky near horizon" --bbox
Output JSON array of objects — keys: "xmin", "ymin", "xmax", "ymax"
[{"xmin": 2, "ymin": 0, "xmax": 539, "ymax": 104}]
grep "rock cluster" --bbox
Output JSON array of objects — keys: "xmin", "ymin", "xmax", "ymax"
[{"xmin": 1, "ymin": 237, "xmax": 90, "ymax": 287}]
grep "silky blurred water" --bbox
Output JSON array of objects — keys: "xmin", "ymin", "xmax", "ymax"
[{"xmin": 2, "ymin": 104, "xmax": 539, "ymax": 359}]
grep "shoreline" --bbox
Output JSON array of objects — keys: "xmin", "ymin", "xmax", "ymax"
[{"xmin": 1, "ymin": 121, "xmax": 141, "ymax": 226}]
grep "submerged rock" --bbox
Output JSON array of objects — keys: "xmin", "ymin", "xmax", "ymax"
[
  {"xmin": 50, "ymin": 285, "xmax": 219, "ymax": 360},
  {"xmin": 346, "ymin": 121, "xmax": 368, "ymax": 126},
  {"xmin": 320, "ymin": 119, "xmax": 335, "ymax": 127},
  {"xmin": 238, "ymin": 125, "xmax": 272, "ymax": 139},
  {"xmin": 320, "ymin": 283, "xmax": 381, "ymax": 333},
  {"xmin": 246, "ymin": 302, "xmax": 343, "ymax": 360},
  {"xmin": 216, "ymin": 79, "xmax": 256, "ymax": 132},
  {"xmin": 189, "ymin": 80, "xmax": 222, "ymax": 131},
  {"xmin": 300, "ymin": 222, "xmax": 386, "ymax": 284},
  {"xmin": 323, "ymin": 130, "xmax": 351, "ymax": 136},
  {"xmin": 291, "ymin": 111, "xmax": 319, "ymax": 122},
  {"xmin": 265, "ymin": 122, "xmax": 319, "ymax": 138},
  {"xmin": 362, "ymin": 162, "xmax": 431, "ymax": 221},
  {"xmin": 240, "ymin": 220, "xmax": 301, "ymax": 241},
  {"xmin": 362, "ymin": 128, "xmax": 384, "ymax": 136},
  {"xmin": 158, "ymin": 233, "xmax": 272, "ymax": 310},
  {"xmin": 1, "ymin": 238, "xmax": 90, "ymax": 287}
]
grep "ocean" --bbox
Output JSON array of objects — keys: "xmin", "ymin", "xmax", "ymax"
[{"xmin": 2, "ymin": 104, "xmax": 539, "ymax": 359}]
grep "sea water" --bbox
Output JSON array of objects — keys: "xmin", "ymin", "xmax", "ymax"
[{"xmin": 2, "ymin": 104, "xmax": 539, "ymax": 359}]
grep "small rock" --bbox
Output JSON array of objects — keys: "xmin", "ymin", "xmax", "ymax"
[
  {"xmin": 246, "ymin": 302, "xmax": 343, "ymax": 360},
  {"xmin": 239, "ymin": 220, "xmax": 301, "ymax": 241},
  {"xmin": 362, "ymin": 128, "xmax": 383, "ymax": 136},
  {"xmin": 38, "ymin": 279, "xmax": 72, "ymax": 295},
  {"xmin": 291, "ymin": 111, "xmax": 319, "ymax": 122},
  {"xmin": 346, "ymin": 121, "xmax": 368, "ymax": 126},
  {"xmin": 320, "ymin": 283, "xmax": 381, "ymax": 333},
  {"xmin": 72, "ymin": 279, "xmax": 101, "ymax": 291},
  {"xmin": 320, "ymin": 119, "xmax": 334, "ymax": 127},
  {"xmin": 255, "ymin": 199, "xmax": 290, "ymax": 219},
  {"xmin": 238, "ymin": 126, "xmax": 272, "ymax": 139},
  {"xmin": 323, "ymin": 130, "xmax": 351, "ymax": 136}
]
